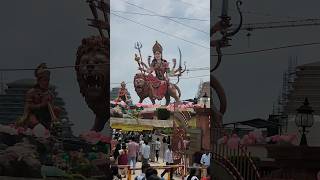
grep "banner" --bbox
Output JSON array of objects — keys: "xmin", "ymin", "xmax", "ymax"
[{"xmin": 111, "ymin": 123, "xmax": 153, "ymax": 131}]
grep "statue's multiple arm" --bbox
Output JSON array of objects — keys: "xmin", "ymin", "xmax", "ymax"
[
  {"xmin": 134, "ymin": 54, "xmax": 185, "ymax": 79},
  {"xmin": 25, "ymin": 89, "xmax": 51, "ymax": 110}
]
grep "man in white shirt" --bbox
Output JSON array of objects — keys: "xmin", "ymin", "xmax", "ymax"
[
  {"xmin": 161, "ymin": 145, "xmax": 174, "ymax": 180},
  {"xmin": 142, "ymin": 141, "xmax": 151, "ymax": 165},
  {"xmin": 139, "ymin": 139, "xmax": 145, "ymax": 162},
  {"xmin": 155, "ymin": 138, "xmax": 161, "ymax": 162},
  {"xmin": 200, "ymin": 151, "xmax": 211, "ymax": 166}
]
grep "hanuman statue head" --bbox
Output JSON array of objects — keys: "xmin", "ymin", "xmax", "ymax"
[{"xmin": 34, "ymin": 63, "xmax": 51, "ymax": 90}]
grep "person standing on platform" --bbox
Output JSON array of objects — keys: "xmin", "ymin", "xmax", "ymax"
[
  {"xmin": 139, "ymin": 138, "xmax": 145, "ymax": 162},
  {"xmin": 162, "ymin": 136, "xmax": 167, "ymax": 163},
  {"xmin": 112, "ymin": 143, "xmax": 121, "ymax": 165},
  {"xmin": 118, "ymin": 144, "xmax": 129, "ymax": 178},
  {"xmin": 155, "ymin": 138, "xmax": 161, "ymax": 162},
  {"xmin": 128, "ymin": 137, "xmax": 139, "ymax": 175},
  {"xmin": 161, "ymin": 145, "xmax": 174, "ymax": 180},
  {"xmin": 142, "ymin": 141, "xmax": 151, "ymax": 165}
]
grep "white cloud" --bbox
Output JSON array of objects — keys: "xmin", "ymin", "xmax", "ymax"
[
  {"xmin": 111, "ymin": 0, "xmax": 127, "ymax": 11},
  {"xmin": 111, "ymin": 0, "xmax": 210, "ymax": 104}
]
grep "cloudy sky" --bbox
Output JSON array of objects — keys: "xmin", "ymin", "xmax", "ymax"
[
  {"xmin": 0, "ymin": 0, "xmax": 209, "ymax": 135},
  {"xmin": 0, "ymin": 0, "xmax": 95, "ymax": 135},
  {"xmin": 110, "ymin": 0, "xmax": 210, "ymax": 104},
  {"xmin": 1, "ymin": 0, "xmax": 319, "ymax": 135}
]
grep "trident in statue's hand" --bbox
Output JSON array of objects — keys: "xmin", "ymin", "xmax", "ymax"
[
  {"xmin": 134, "ymin": 42, "xmax": 144, "ymax": 74},
  {"xmin": 134, "ymin": 42, "xmax": 143, "ymax": 61},
  {"xmin": 134, "ymin": 54, "xmax": 140, "ymax": 62}
]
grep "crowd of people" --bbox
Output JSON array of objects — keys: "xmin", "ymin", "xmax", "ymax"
[
  {"xmin": 109, "ymin": 130, "xmax": 212, "ymax": 180},
  {"xmin": 110, "ymin": 130, "xmax": 169, "ymax": 179}
]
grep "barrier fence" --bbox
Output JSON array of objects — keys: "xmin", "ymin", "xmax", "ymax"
[
  {"xmin": 213, "ymin": 144, "xmax": 261, "ymax": 180},
  {"xmin": 114, "ymin": 164, "xmax": 208, "ymax": 180}
]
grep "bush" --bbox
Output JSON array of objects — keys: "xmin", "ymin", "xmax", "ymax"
[
  {"xmin": 162, "ymin": 128, "xmax": 173, "ymax": 135},
  {"xmin": 157, "ymin": 108, "xmax": 170, "ymax": 120}
]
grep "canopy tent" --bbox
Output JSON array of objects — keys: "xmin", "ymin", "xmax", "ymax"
[{"xmin": 110, "ymin": 117, "xmax": 173, "ymax": 131}]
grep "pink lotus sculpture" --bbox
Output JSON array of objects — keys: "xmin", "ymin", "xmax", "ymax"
[
  {"xmin": 80, "ymin": 131, "xmax": 111, "ymax": 144},
  {"xmin": 218, "ymin": 131, "xmax": 299, "ymax": 147},
  {"xmin": 227, "ymin": 134, "xmax": 240, "ymax": 149}
]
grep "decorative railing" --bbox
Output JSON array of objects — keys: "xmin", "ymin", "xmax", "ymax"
[
  {"xmin": 213, "ymin": 151, "xmax": 241, "ymax": 180},
  {"xmin": 213, "ymin": 144, "xmax": 261, "ymax": 180}
]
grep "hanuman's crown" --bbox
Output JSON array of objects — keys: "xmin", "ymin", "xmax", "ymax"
[
  {"xmin": 35, "ymin": 63, "xmax": 50, "ymax": 80},
  {"xmin": 152, "ymin": 41, "xmax": 163, "ymax": 53}
]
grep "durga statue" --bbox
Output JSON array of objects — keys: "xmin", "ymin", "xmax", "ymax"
[{"xmin": 133, "ymin": 41, "xmax": 186, "ymax": 105}]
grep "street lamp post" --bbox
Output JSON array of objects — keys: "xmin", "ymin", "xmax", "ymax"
[{"xmin": 295, "ymin": 98, "xmax": 314, "ymax": 146}]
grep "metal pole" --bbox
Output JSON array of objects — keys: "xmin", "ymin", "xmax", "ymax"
[{"xmin": 300, "ymin": 126, "xmax": 308, "ymax": 146}]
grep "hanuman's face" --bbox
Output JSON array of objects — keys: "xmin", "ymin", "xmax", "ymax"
[
  {"xmin": 154, "ymin": 51, "xmax": 162, "ymax": 61},
  {"xmin": 77, "ymin": 51, "xmax": 107, "ymax": 101},
  {"xmin": 38, "ymin": 77, "xmax": 50, "ymax": 90}
]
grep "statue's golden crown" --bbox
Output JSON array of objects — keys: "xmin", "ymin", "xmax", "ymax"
[{"xmin": 152, "ymin": 41, "xmax": 162, "ymax": 53}]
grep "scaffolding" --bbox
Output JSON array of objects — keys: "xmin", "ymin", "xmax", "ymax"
[
  {"xmin": 196, "ymin": 79, "xmax": 204, "ymax": 99},
  {"xmin": 277, "ymin": 56, "xmax": 298, "ymax": 133}
]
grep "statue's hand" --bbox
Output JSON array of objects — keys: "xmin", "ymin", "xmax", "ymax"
[{"xmin": 134, "ymin": 54, "xmax": 140, "ymax": 62}]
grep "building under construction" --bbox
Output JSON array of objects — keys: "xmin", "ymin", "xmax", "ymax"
[
  {"xmin": 282, "ymin": 61, "xmax": 320, "ymax": 146},
  {"xmin": 0, "ymin": 79, "xmax": 73, "ymax": 137}
]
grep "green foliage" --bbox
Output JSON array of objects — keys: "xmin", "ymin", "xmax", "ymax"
[
  {"xmin": 162, "ymin": 128, "xmax": 173, "ymax": 135},
  {"xmin": 157, "ymin": 108, "xmax": 170, "ymax": 120}
]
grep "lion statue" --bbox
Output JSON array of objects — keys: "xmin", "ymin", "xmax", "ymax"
[
  {"xmin": 134, "ymin": 73, "xmax": 181, "ymax": 106},
  {"xmin": 75, "ymin": 36, "xmax": 109, "ymax": 132}
]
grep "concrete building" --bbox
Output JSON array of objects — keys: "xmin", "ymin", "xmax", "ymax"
[
  {"xmin": 197, "ymin": 81, "xmax": 210, "ymax": 108},
  {"xmin": 0, "ymin": 79, "xmax": 73, "ymax": 137},
  {"xmin": 283, "ymin": 62, "xmax": 320, "ymax": 146}
]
